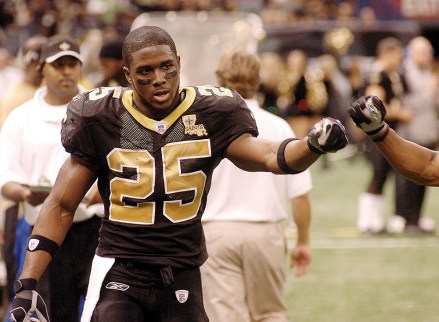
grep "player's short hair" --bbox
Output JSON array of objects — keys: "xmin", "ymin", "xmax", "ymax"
[
  {"xmin": 122, "ymin": 26, "xmax": 177, "ymax": 67},
  {"xmin": 216, "ymin": 50, "xmax": 261, "ymax": 99}
]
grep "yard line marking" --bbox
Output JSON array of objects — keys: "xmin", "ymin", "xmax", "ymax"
[
  {"xmin": 285, "ymin": 225, "xmax": 439, "ymax": 249},
  {"xmin": 296, "ymin": 237, "xmax": 439, "ymax": 249}
]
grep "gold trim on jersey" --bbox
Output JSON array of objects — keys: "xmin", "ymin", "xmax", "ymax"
[{"xmin": 122, "ymin": 87, "xmax": 196, "ymax": 134}]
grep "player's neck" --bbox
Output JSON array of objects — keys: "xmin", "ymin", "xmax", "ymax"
[{"xmin": 133, "ymin": 90, "xmax": 185, "ymax": 120}]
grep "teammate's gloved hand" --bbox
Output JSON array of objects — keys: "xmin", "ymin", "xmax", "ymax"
[
  {"xmin": 10, "ymin": 279, "xmax": 50, "ymax": 322},
  {"xmin": 348, "ymin": 95, "xmax": 389, "ymax": 141},
  {"xmin": 307, "ymin": 117, "xmax": 348, "ymax": 154}
]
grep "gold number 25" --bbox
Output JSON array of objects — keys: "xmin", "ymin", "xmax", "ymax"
[{"xmin": 107, "ymin": 140, "xmax": 211, "ymax": 225}]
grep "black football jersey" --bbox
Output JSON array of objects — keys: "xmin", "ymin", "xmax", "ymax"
[{"xmin": 61, "ymin": 86, "xmax": 258, "ymax": 269}]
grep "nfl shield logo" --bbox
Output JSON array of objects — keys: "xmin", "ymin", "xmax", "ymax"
[
  {"xmin": 156, "ymin": 122, "xmax": 167, "ymax": 134},
  {"xmin": 175, "ymin": 290, "xmax": 189, "ymax": 303},
  {"xmin": 28, "ymin": 239, "xmax": 40, "ymax": 251}
]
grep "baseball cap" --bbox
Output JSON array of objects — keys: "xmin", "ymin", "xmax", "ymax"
[{"xmin": 39, "ymin": 34, "xmax": 83, "ymax": 66}]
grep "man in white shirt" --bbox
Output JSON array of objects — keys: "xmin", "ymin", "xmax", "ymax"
[
  {"xmin": 201, "ymin": 51, "xmax": 313, "ymax": 322},
  {"xmin": 0, "ymin": 34, "xmax": 102, "ymax": 322}
]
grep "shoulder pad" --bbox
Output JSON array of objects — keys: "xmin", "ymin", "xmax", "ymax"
[
  {"xmin": 68, "ymin": 87, "xmax": 127, "ymax": 118},
  {"xmin": 192, "ymin": 85, "xmax": 246, "ymax": 112}
]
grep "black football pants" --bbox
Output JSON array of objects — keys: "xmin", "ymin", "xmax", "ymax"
[{"xmin": 91, "ymin": 261, "xmax": 209, "ymax": 322}]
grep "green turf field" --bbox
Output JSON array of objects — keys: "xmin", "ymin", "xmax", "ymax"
[{"xmin": 285, "ymin": 153, "xmax": 439, "ymax": 322}]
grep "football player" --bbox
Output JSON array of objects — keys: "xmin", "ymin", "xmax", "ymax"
[{"xmin": 9, "ymin": 26, "xmax": 348, "ymax": 322}]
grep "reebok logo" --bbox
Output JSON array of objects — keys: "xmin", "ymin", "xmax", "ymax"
[{"xmin": 106, "ymin": 282, "xmax": 129, "ymax": 291}]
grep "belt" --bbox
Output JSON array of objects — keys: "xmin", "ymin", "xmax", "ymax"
[{"xmin": 115, "ymin": 259, "xmax": 175, "ymax": 287}]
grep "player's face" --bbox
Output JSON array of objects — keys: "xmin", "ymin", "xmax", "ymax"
[
  {"xmin": 43, "ymin": 56, "xmax": 81, "ymax": 104},
  {"xmin": 124, "ymin": 45, "xmax": 181, "ymax": 119}
]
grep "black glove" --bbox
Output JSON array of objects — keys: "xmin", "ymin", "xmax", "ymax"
[
  {"xmin": 348, "ymin": 95, "xmax": 389, "ymax": 141},
  {"xmin": 10, "ymin": 279, "xmax": 50, "ymax": 322},
  {"xmin": 307, "ymin": 117, "xmax": 348, "ymax": 153}
]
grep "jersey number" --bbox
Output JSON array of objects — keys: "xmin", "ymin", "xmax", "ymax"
[
  {"xmin": 107, "ymin": 140, "xmax": 211, "ymax": 225},
  {"xmin": 196, "ymin": 85, "xmax": 233, "ymax": 97}
]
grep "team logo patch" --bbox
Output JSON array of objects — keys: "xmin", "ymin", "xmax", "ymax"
[
  {"xmin": 28, "ymin": 239, "xmax": 40, "ymax": 251},
  {"xmin": 182, "ymin": 115, "xmax": 208, "ymax": 136},
  {"xmin": 106, "ymin": 282, "xmax": 129, "ymax": 291},
  {"xmin": 156, "ymin": 122, "xmax": 168, "ymax": 134},
  {"xmin": 175, "ymin": 290, "xmax": 189, "ymax": 303}
]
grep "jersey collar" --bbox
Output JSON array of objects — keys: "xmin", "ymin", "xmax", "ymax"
[{"xmin": 122, "ymin": 87, "xmax": 196, "ymax": 134}]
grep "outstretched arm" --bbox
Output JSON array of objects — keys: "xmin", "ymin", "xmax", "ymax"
[
  {"xmin": 348, "ymin": 95, "xmax": 439, "ymax": 186},
  {"xmin": 226, "ymin": 117, "xmax": 348, "ymax": 173},
  {"xmin": 226, "ymin": 134, "xmax": 319, "ymax": 173}
]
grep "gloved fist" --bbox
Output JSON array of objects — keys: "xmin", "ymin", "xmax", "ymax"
[
  {"xmin": 348, "ymin": 95, "xmax": 389, "ymax": 141},
  {"xmin": 10, "ymin": 279, "xmax": 50, "ymax": 322},
  {"xmin": 307, "ymin": 117, "xmax": 348, "ymax": 154}
]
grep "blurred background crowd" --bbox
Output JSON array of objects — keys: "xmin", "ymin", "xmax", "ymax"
[
  {"xmin": 2, "ymin": 0, "xmax": 438, "ymax": 116},
  {"xmin": 0, "ymin": 0, "xmax": 437, "ymax": 99}
]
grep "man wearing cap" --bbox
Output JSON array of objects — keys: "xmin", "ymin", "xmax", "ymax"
[{"xmin": 0, "ymin": 34, "xmax": 103, "ymax": 322}]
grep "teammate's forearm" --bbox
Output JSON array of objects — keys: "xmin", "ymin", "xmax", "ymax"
[{"xmin": 377, "ymin": 129, "xmax": 439, "ymax": 186}]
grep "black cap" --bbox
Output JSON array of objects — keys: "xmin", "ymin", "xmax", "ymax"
[{"xmin": 39, "ymin": 34, "xmax": 83, "ymax": 66}]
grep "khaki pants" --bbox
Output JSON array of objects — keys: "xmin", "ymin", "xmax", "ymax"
[{"xmin": 201, "ymin": 221, "xmax": 289, "ymax": 322}]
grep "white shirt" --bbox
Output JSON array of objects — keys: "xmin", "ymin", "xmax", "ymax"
[
  {"xmin": 202, "ymin": 99, "xmax": 312, "ymax": 222},
  {"xmin": 0, "ymin": 65, "xmax": 23, "ymax": 102},
  {"xmin": 0, "ymin": 87, "xmax": 103, "ymax": 225}
]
